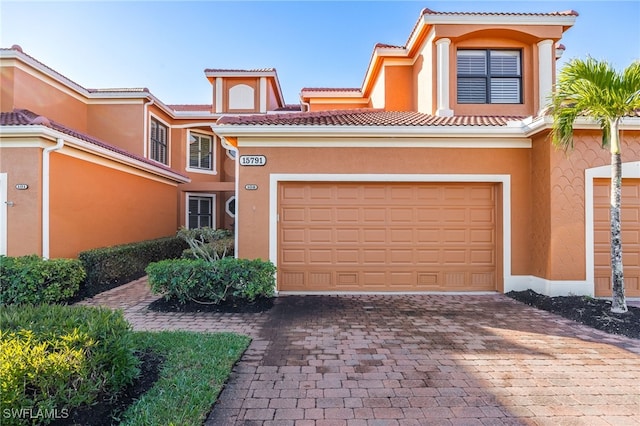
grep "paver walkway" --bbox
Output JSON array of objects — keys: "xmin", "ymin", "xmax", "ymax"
[{"xmin": 79, "ymin": 278, "xmax": 640, "ymax": 426}]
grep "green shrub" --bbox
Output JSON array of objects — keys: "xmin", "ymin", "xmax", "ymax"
[
  {"xmin": 0, "ymin": 305, "xmax": 139, "ymax": 425},
  {"xmin": 181, "ymin": 237, "xmax": 234, "ymax": 260},
  {"xmin": 178, "ymin": 227, "xmax": 233, "ymax": 262},
  {"xmin": 77, "ymin": 236, "xmax": 187, "ymax": 299},
  {"xmin": 0, "ymin": 255, "xmax": 85, "ymax": 305},
  {"xmin": 146, "ymin": 257, "xmax": 275, "ymax": 304}
]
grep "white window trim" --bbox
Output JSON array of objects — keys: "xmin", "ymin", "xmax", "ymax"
[
  {"xmin": 185, "ymin": 192, "xmax": 217, "ymax": 229},
  {"xmin": 225, "ymin": 195, "xmax": 236, "ymax": 218},
  {"xmin": 149, "ymin": 114, "xmax": 171, "ymax": 167},
  {"xmin": 186, "ymin": 130, "xmax": 218, "ymax": 175}
]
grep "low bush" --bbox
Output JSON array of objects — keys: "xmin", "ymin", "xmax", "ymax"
[
  {"xmin": 146, "ymin": 257, "xmax": 275, "ymax": 304},
  {"xmin": 181, "ymin": 237, "xmax": 234, "ymax": 260},
  {"xmin": 0, "ymin": 255, "xmax": 85, "ymax": 305},
  {"xmin": 178, "ymin": 227, "xmax": 234, "ymax": 262},
  {"xmin": 77, "ymin": 236, "xmax": 187, "ymax": 299},
  {"xmin": 0, "ymin": 305, "xmax": 139, "ymax": 425}
]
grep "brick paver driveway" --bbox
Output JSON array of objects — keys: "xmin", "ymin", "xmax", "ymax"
[{"xmin": 81, "ymin": 279, "xmax": 640, "ymax": 425}]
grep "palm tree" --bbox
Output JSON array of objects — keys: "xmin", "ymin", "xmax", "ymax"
[{"xmin": 550, "ymin": 57, "xmax": 640, "ymax": 313}]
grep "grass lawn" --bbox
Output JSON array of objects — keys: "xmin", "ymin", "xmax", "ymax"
[{"xmin": 119, "ymin": 331, "xmax": 250, "ymax": 426}]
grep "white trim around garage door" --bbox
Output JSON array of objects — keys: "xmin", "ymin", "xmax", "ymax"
[
  {"xmin": 269, "ymin": 173, "xmax": 512, "ymax": 293},
  {"xmin": 585, "ymin": 161, "xmax": 640, "ymax": 296}
]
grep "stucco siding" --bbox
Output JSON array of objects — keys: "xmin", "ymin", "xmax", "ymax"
[
  {"xmin": 0, "ymin": 146, "xmax": 43, "ymax": 256},
  {"xmin": 49, "ymin": 151, "xmax": 179, "ymax": 258},
  {"xmin": 235, "ymin": 145, "xmax": 532, "ymax": 280}
]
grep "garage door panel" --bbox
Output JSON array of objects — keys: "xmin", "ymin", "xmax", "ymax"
[
  {"xmin": 390, "ymin": 229, "xmax": 413, "ymax": 243},
  {"xmin": 336, "ymin": 249, "xmax": 359, "ymax": 264},
  {"xmin": 282, "ymin": 208, "xmax": 305, "ymax": 222},
  {"xmin": 336, "ymin": 229, "xmax": 359, "ymax": 242},
  {"xmin": 336, "ymin": 208, "xmax": 359, "ymax": 222},
  {"xmin": 594, "ymin": 178, "xmax": 640, "ymax": 297},
  {"xmin": 279, "ymin": 182, "xmax": 498, "ymax": 292}
]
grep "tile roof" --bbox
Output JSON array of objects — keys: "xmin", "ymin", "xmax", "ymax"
[
  {"xmin": 273, "ymin": 105, "xmax": 303, "ymax": 112},
  {"xmin": 1, "ymin": 109, "xmax": 188, "ymax": 180},
  {"xmin": 216, "ymin": 109, "xmax": 525, "ymax": 127},
  {"xmin": 420, "ymin": 7, "xmax": 579, "ymax": 17},
  {"xmin": 204, "ymin": 68, "xmax": 276, "ymax": 73},
  {"xmin": 301, "ymin": 88, "xmax": 362, "ymax": 93},
  {"xmin": 168, "ymin": 104, "xmax": 213, "ymax": 112}
]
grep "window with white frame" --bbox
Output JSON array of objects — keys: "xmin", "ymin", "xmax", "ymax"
[
  {"xmin": 187, "ymin": 194, "xmax": 215, "ymax": 229},
  {"xmin": 457, "ymin": 49, "xmax": 522, "ymax": 104},
  {"xmin": 150, "ymin": 118, "xmax": 168, "ymax": 164},
  {"xmin": 188, "ymin": 132, "xmax": 213, "ymax": 171}
]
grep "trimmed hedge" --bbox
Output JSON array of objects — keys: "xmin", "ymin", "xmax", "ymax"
[
  {"xmin": 146, "ymin": 257, "xmax": 276, "ymax": 304},
  {"xmin": 0, "ymin": 255, "xmax": 86, "ymax": 305},
  {"xmin": 77, "ymin": 236, "xmax": 188, "ymax": 299},
  {"xmin": 0, "ymin": 305, "xmax": 139, "ymax": 425}
]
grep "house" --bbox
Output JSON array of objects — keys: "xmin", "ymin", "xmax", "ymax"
[
  {"xmin": 0, "ymin": 46, "xmax": 294, "ymax": 259},
  {"xmin": 211, "ymin": 8, "xmax": 640, "ymax": 297},
  {"xmin": 1, "ymin": 7, "xmax": 638, "ymax": 297}
]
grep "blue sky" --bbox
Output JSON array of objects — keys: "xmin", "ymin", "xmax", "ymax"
[{"xmin": 1, "ymin": 1, "xmax": 639, "ymax": 105}]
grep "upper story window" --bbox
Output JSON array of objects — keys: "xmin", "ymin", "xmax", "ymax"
[
  {"xmin": 457, "ymin": 49, "xmax": 522, "ymax": 104},
  {"xmin": 188, "ymin": 132, "xmax": 213, "ymax": 171},
  {"xmin": 150, "ymin": 117, "xmax": 168, "ymax": 164}
]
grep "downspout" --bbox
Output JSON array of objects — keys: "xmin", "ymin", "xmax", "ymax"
[
  {"xmin": 219, "ymin": 135, "xmax": 239, "ymax": 259},
  {"xmin": 42, "ymin": 137, "xmax": 64, "ymax": 258},
  {"xmin": 143, "ymin": 98, "xmax": 155, "ymax": 157}
]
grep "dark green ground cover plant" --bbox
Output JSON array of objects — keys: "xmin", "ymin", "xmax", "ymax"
[
  {"xmin": 0, "ymin": 305, "xmax": 139, "ymax": 425},
  {"xmin": 0, "ymin": 255, "xmax": 85, "ymax": 305}
]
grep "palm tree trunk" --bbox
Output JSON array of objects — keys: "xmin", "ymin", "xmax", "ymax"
[{"xmin": 610, "ymin": 123, "xmax": 627, "ymax": 313}]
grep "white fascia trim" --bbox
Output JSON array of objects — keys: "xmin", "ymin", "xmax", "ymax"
[
  {"xmin": 238, "ymin": 137, "xmax": 531, "ymax": 148},
  {"xmin": 523, "ymin": 115, "xmax": 640, "ymax": 136},
  {"xmin": 585, "ymin": 161, "xmax": 640, "ymax": 295},
  {"xmin": 268, "ymin": 173, "xmax": 512, "ymax": 293},
  {"xmin": 1, "ymin": 125, "xmax": 189, "ymax": 183}
]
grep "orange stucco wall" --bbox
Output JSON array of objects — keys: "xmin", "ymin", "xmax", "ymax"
[
  {"xmin": 531, "ymin": 129, "xmax": 640, "ymax": 281},
  {"xmin": 8, "ymin": 66, "xmax": 88, "ymax": 130},
  {"xmin": 384, "ymin": 66, "xmax": 413, "ymax": 111},
  {"xmin": 1, "ymin": 65, "xmax": 16, "ymax": 111},
  {"xmin": 235, "ymin": 145, "xmax": 532, "ymax": 279},
  {"xmin": 87, "ymin": 103, "xmax": 145, "ymax": 157},
  {"xmin": 0, "ymin": 146, "xmax": 43, "ymax": 256},
  {"xmin": 49, "ymin": 150, "xmax": 179, "ymax": 258}
]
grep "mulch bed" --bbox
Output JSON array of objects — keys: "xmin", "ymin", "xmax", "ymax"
[
  {"xmin": 50, "ymin": 350, "xmax": 164, "ymax": 426},
  {"xmin": 507, "ymin": 289, "xmax": 640, "ymax": 339},
  {"xmin": 148, "ymin": 296, "xmax": 275, "ymax": 313}
]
